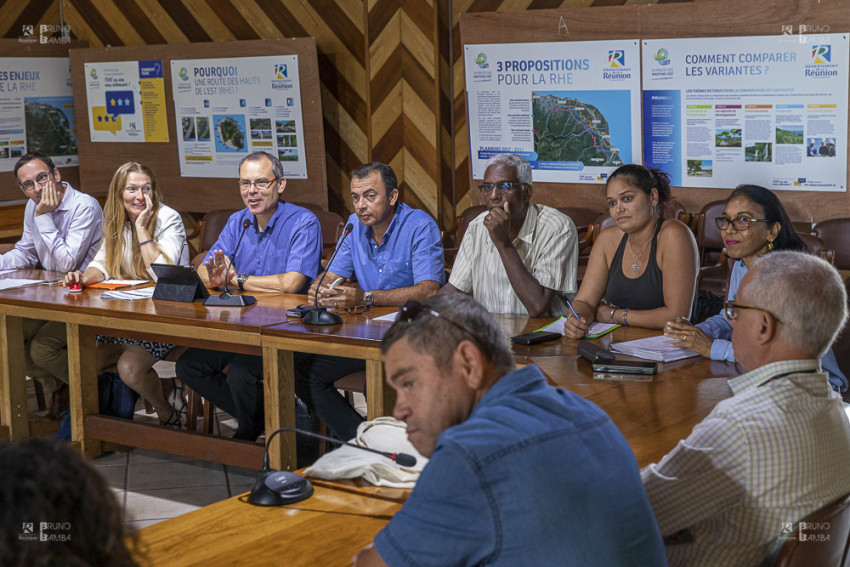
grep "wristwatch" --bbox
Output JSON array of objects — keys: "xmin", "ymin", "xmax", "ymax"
[
  {"xmin": 237, "ymin": 273, "xmax": 248, "ymax": 291},
  {"xmin": 363, "ymin": 291, "xmax": 374, "ymax": 306}
]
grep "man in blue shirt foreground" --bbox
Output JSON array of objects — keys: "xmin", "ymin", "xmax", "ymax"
[
  {"xmin": 353, "ymin": 293, "xmax": 667, "ymax": 567},
  {"xmin": 296, "ymin": 162, "xmax": 444, "ymax": 442},
  {"xmin": 177, "ymin": 151, "xmax": 322, "ymax": 441}
]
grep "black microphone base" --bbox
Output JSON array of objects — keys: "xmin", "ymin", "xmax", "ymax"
[
  {"xmin": 303, "ymin": 307, "xmax": 342, "ymax": 325},
  {"xmin": 203, "ymin": 293, "xmax": 257, "ymax": 307},
  {"xmin": 248, "ymin": 470, "xmax": 313, "ymax": 506}
]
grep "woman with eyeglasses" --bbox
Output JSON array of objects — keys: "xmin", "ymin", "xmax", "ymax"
[
  {"xmin": 664, "ymin": 184, "xmax": 847, "ymax": 391},
  {"xmin": 64, "ymin": 162, "xmax": 189, "ymax": 426},
  {"xmin": 563, "ymin": 164, "xmax": 699, "ymax": 337}
]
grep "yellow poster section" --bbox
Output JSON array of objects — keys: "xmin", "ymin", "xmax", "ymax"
[{"xmin": 140, "ymin": 73, "xmax": 168, "ymax": 143}]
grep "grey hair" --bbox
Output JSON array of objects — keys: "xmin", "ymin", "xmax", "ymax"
[
  {"xmin": 746, "ymin": 251, "xmax": 847, "ymax": 358},
  {"xmin": 485, "ymin": 153, "xmax": 532, "ymax": 186},
  {"xmin": 381, "ymin": 293, "xmax": 516, "ymax": 375},
  {"xmin": 238, "ymin": 151, "xmax": 285, "ymax": 181}
]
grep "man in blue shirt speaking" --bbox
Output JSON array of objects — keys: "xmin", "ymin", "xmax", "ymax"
[
  {"xmin": 353, "ymin": 293, "xmax": 667, "ymax": 567},
  {"xmin": 177, "ymin": 151, "xmax": 322, "ymax": 441},
  {"xmin": 297, "ymin": 162, "xmax": 444, "ymax": 442}
]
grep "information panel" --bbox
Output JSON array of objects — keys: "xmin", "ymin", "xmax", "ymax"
[
  {"xmin": 170, "ymin": 55, "xmax": 307, "ymax": 179},
  {"xmin": 0, "ymin": 57, "xmax": 77, "ymax": 171},
  {"xmin": 643, "ymin": 34, "xmax": 849, "ymax": 191},
  {"xmin": 464, "ymin": 40, "xmax": 642, "ymax": 183},
  {"xmin": 84, "ymin": 60, "xmax": 168, "ymax": 143}
]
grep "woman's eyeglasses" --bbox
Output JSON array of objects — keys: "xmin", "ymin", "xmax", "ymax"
[{"xmin": 715, "ymin": 216, "xmax": 771, "ymax": 231}]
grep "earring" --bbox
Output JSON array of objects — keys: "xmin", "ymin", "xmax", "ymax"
[{"xmin": 767, "ymin": 239, "xmax": 774, "ymax": 251}]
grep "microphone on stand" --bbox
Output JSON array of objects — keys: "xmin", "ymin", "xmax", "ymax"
[
  {"xmin": 248, "ymin": 425, "xmax": 417, "ymax": 506},
  {"xmin": 204, "ymin": 218, "xmax": 257, "ymax": 307},
  {"xmin": 303, "ymin": 222, "xmax": 354, "ymax": 325}
]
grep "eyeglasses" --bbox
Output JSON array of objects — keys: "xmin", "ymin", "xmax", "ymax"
[
  {"xmin": 715, "ymin": 216, "xmax": 771, "ymax": 231},
  {"xmin": 723, "ymin": 300, "xmax": 782, "ymax": 324},
  {"xmin": 477, "ymin": 182, "xmax": 526, "ymax": 194},
  {"xmin": 19, "ymin": 172, "xmax": 52, "ymax": 192},
  {"xmin": 398, "ymin": 300, "xmax": 478, "ymax": 337},
  {"xmin": 238, "ymin": 178, "xmax": 277, "ymax": 190}
]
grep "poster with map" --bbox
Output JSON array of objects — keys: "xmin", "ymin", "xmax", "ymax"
[
  {"xmin": 464, "ymin": 40, "xmax": 641, "ymax": 183},
  {"xmin": 0, "ymin": 57, "xmax": 77, "ymax": 172},
  {"xmin": 171, "ymin": 55, "xmax": 307, "ymax": 179}
]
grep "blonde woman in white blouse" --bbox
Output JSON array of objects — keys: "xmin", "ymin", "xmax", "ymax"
[{"xmin": 65, "ymin": 162, "xmax": 188, "ymax": 426}]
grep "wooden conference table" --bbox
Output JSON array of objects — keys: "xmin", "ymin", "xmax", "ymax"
[
  {"xmin": 0, "ymin": 269, "xmax": 739, "ymax": 473},
  {"xmin": 135, "ymin": 322, "xmax": 739, "ymax": 566}
]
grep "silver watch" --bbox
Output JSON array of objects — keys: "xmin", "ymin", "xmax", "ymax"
[{"xmin": 363, "ymin": 291, "xmax": 374, "ymax": 306}]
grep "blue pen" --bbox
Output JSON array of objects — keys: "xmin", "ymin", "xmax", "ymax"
[{"xmin": 565, "ymin": 298, "xmax": 581, "ymax": 322}]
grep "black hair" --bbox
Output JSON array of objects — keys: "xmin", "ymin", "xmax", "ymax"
[
  {"xmin": 728, "ymin": 184, "xmax": 808, "ymax": 252},
  {"xmin": 13, "ymin": 152, "xmax": 56, "ymax": 180},
  {"xmin": 0, "ymin": 438, "xmax": 139, "ymax": 566},
  {"xmin": 607, "ymin": 164, "xmax": 672, "ymax": 206},
  {"xmin": 350, "ymin": 162, "xmax": 398, "ymax": 195}
]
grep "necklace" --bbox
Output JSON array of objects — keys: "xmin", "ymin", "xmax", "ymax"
[{"xmin": 626, "ymin": 237, "xmax": 650, "ymax": 272}]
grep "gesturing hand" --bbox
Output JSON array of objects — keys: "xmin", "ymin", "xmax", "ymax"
[{"xmin": 35, "ymin": 176, "xmax": 61, "ymax": 216}]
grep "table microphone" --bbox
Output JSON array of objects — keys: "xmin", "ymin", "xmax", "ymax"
[
  {"xmin": 248, "ymin": 425, "xmax": 417, "ymax": 507},
  {"xmin": 303, "ymin": 222, "xmax": 354, "ymax": 325},
  {"xmin": 203, "ymin": 218, "xmax": 257, "ymax": 307}
]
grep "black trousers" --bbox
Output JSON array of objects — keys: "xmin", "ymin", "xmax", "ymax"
[{"xmin": 294, "ymin": 353, "xmax": 365, "ymax": 442}]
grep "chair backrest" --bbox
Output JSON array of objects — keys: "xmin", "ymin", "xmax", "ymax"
[
  {"xmin": 456, "ymin": 205, "xmax": 487, "ymax": 246},
  {"xmin": 797, "ymin": 232, "xmax": 835, "ymax": 265},
  {"xmin": 556, "ymin": 206, "xmax": 600, "ymax": 229},
  {"xmin": 813, "ymin": 218, "xmax": 850, "ymax": 270},
  {"xmin": 313, "ymin": 209, "xmax": 345, "ymax": 259},
  {"xmin": 191, "ymin": 209, "xmax": 238, "ymax": 268},
  {"xmin": 696, "ymin": 200, "xmax": 727, "ymax": 266},
  {"xmin": 762, "ymin": 493, "xmax": 850, "ymax": 567}
]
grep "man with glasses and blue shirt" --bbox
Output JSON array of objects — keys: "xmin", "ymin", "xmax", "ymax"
[
  {"xmin": 297, "ymin": 162, "xmax": 444, "ymax": 443},
  {"xmin": 177, "ymin": 151, "xmax": 322, "ymax": 442},
  {"xmin": 643, "ymin": 251, "xmax": 850, "ymax": 566},
  {"xmin": 1, "ymin": 152, "xmax": 102, "ymax": 419},
  {"xmin": 442, "ymin": 153, "xmax": 577, "ymax": 317}
]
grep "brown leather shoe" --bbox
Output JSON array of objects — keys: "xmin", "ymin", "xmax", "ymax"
[{"xmin": 46, "ymin": 384, "xmax": 69, "ymax": 420}]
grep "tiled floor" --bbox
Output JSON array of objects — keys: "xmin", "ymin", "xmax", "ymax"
[{"xmin": 28, "ymin": 361, "xmax": 367, "ymax": 529}]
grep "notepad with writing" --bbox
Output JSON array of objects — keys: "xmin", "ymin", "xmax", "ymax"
[
  {"xmin": 537, "ymin": 317, "xmax": 620, "ymax": 339},
  {"xmin": 610, "ymin": 335, "xmax": 699, "ymax": 362}
]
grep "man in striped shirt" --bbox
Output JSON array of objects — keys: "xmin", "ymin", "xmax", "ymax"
[
  {"xmin": 642, "ymin": 251, "xmax": 850, "ymax": 566},
  {"xmin": 443, "ymin": 153, "xmax": 577, "ymax": 317}
]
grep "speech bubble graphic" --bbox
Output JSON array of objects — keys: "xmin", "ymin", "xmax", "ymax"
[
  {"xmin": 105, "ymin": 90, "xmax": 135, "ymax": 115},
  {"xmin": 91, "ymin": 106, "xmax": 122, "ymax": 134}
]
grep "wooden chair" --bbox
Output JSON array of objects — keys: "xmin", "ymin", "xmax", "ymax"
[
  {"xmin": 813, "ymin": 218, "xmax": 850, "ymax": 270},
  {"xmin": 441, "ymin": 205, "xmax": 487, "ymax": 269},
  {"xmin": 694, "ymin": 200, "xmax": 727, "ymax": 267},
  {"xmin": 760, "ymin": 493, "xmax": 850, "ymax": 567},
  {"xmin": 0, "ymin": 243, "xmax": 14, "ymax": 254},
  {"xmin": 189, "ymin": 209, "xmax": 238, "ymax": 269},
  {"xmin": 797, "ymin": 232, "xmax": 835, "ymax": 265}
]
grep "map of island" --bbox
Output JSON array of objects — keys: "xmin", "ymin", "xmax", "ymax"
[
  {"xmin": 25, "ymin": 97, "xmax": 77, "ymax": 157},
  {"xmin": 532, "ymin": 91, "xmax": 630, "ymax": 167},
  {"xmin": 213, "ymin": 115, "xmax": 246, "ymax": 153}
]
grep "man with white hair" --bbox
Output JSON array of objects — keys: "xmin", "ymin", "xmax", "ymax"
[
  {"xmin": 642, "ymin": 250, "xmax": 850, "ymax": 566},
  {"xmin": 443, "ymin": 153, "xmax": 577, "ymax": 317}
]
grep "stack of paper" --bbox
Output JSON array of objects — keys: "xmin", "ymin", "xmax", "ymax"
[
  {"xmin": 100, "ymin": 288, "xmax": 155, "ymax": 301},
  {"xmin": 610, "ymin": 335, "xmax": 699, "ymax": 362}
]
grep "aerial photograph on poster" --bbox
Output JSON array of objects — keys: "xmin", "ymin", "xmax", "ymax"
[{"xmin": 25, "ymin": 96, "xmax": 77, "ymax": 156}]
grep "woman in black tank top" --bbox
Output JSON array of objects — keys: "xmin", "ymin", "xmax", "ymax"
[{"xmin": 563, "ymin": 164, "xmax": 698, "ymax": 338}]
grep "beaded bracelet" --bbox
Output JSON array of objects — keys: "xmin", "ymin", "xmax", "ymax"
[
  {"xmin": 138, "ymin": 239, "xmax": 154, "ymax": 247},
  {"xmin": 622, "ymin": 308, "xmax": 630, "ymax": 326}
]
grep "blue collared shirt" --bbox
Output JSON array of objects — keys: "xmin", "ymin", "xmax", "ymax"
[
  {"xmin": 330, "ymin": 203, "xmax": 444, "ymax": 290},
  {"xmin": 209, "ymin": 201, "xmax": 322, "ymax": 294},
  {"xmin": 375, "ymin": 365, "xmax": 667, "ymax": 566}
]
